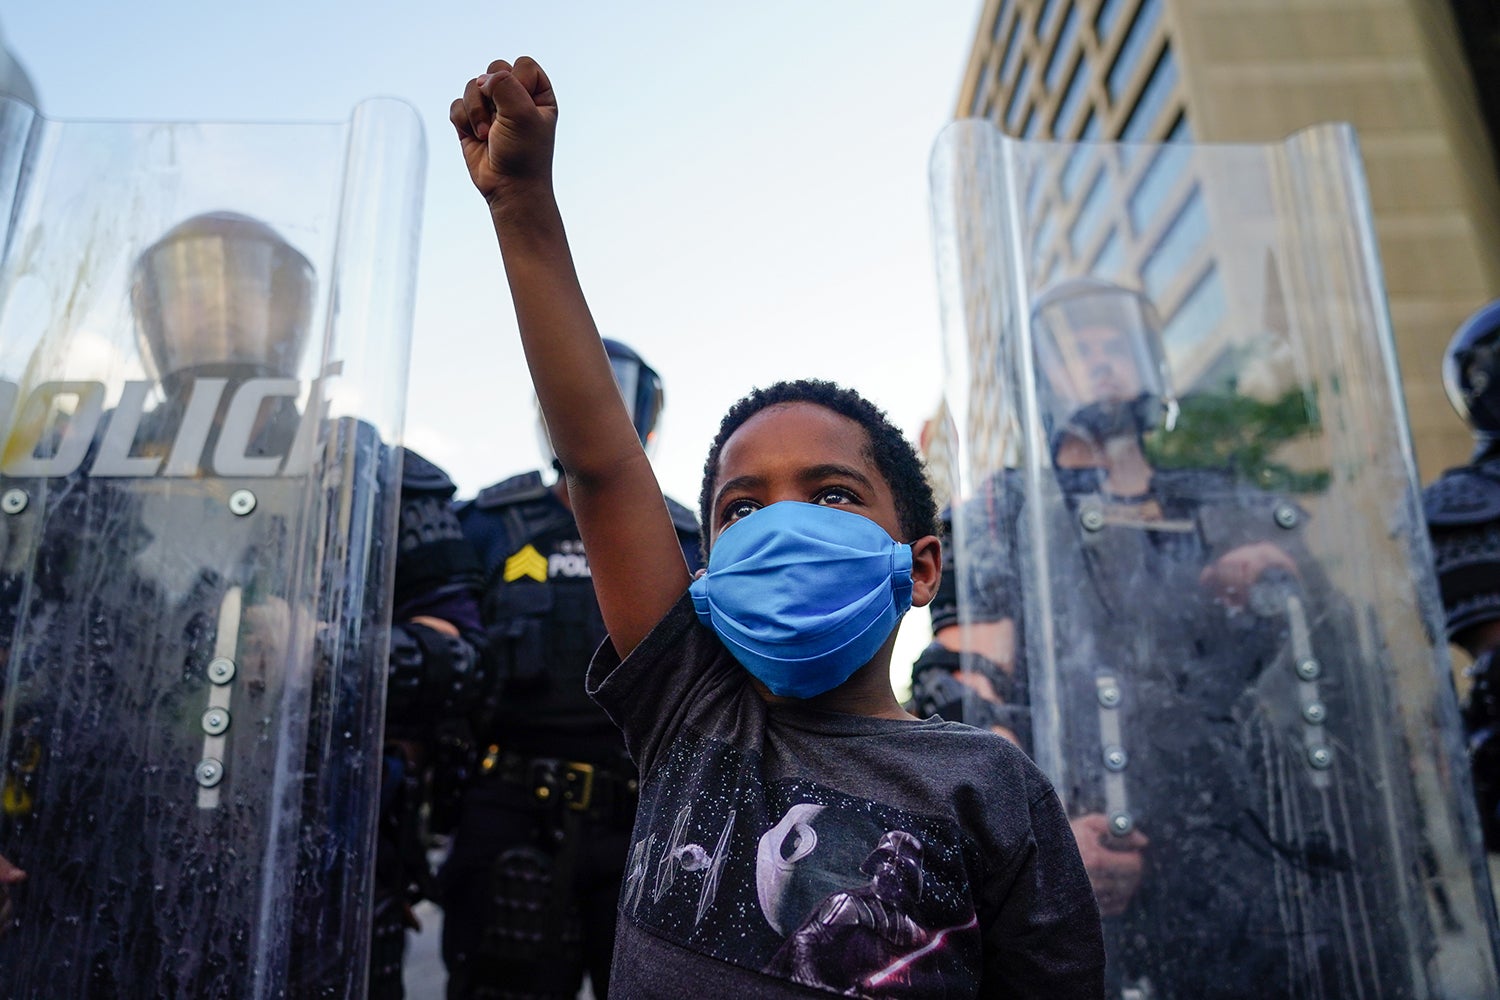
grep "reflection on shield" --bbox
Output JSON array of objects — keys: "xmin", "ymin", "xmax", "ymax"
[
  {"xmin": 932, "ymin": 122, "xmax": 1500, "ymax": 997},
  {"xmin": 0, "ymin": 97, "xmax": 422, "ymax": 998}
]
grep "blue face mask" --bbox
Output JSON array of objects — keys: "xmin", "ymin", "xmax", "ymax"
[{"xmin": 689, "ymin": 501, "xmax": 913, "ymax": 698}]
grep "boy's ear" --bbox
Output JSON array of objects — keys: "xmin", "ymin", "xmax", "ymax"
[{"xmin": 908, "ymin": 534, "xmax": 943, "ymax": 609}]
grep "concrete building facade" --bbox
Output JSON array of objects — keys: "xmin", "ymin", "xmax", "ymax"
[{"xmin": 955, "ymin": 0, "xmax": 1500, "ymax": 481}]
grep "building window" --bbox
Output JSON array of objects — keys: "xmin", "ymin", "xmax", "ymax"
[
  {"xmin": 1142, "ymin": 186, "xmax": 1207, "ymax": 301},
  {"xmin": 1069, "ymin": 170, "xmax": 1110, "ymax": 257},
  {"xmin": 1038, "ymin": 0, "xmax": 1059, "ymax": 36},
  {"xmin": 1032, "ymin": 211, "xmax": 1059, "ymax": 263},
  {"xmin": 970, "ymin": 80, "xmax": 990, "ymax": 118},
  {"xmin": 1118, "ymin": 48, "xmax": 1178, "ymax": 165},
  {"xmin": 1081, "ymin": 111, "xmax": 1101, "ymax": 142},
  {"xmin": 1061, "ymin": 112, "xmax": 1099, "ymax": 196},
  {"xmin": 1023, "ymin": 105, "xmax": 1047, "ymax": 138},
  {"xmin": 1092, "ymin": 226, "xmax": 1125, "ymax": 278},
  {"xmin": 1045, "ymin": 4, "xmax": 1082, "ymax": 90},
  {"xmin": 999, "ymin": 16, "xmax": 1025, "ymax": 83},
  {"xmin": 1053, "ymin": 55, "xmax": 1090, "ymax": 136},
  {"xmin": 1007, "ymin": 59, "xmax": 1034, "ymax": 130},
  {"xmin": 1107, "ymin": 0, "xmax": 1161, "ymax": 102},
  {"xmin": 1025, "ymin": 161, "xmax": 1049, "ymax": 218},
  {"xmin": 1128, "ymin": 137, "xmax": 1191, "ymax": 233},
  {"xmin": 992, "ymin": 0, "xmax": 1014, "ymax": 41},
  {"xmin": 1095, "ymin": 0, "xmax": 1127, "ymax": 40},
  {"xmin": 1162, "ymin": 265, "xmax": 1227, "ymax": 353}
]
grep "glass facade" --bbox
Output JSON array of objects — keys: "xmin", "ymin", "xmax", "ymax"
[
  {"xmin": 1006, "ymin": 58, "xmax": 1033, "ymax": 130},
  {"xmin": 1045, "ymin": 4, "xmax": 1081, "ymax": 90},
  {"xmin": 1069, "ymin": 169, "xmax": 1110, "ymax": 256},
  {"xmin": 999, "ymin": 16, "xmax": 1024, "ymax": 83},
  {"xmin": 1119, "ymin": 48, "xmax": 1178, "ymax": 160},
  {"xmin": 1060, "ymin": 113, "xmax": 1099, "ymax": 196},
  {"xmin": 1037, "ymin": 0, "xmax": 1059, "ymax": 36},
  {"xmin": 1128, "ymin": 137, "xmax": 1191, "ymax": 232},
  {"xmin": 1161, "ymin": 263, "xmax": 1226, "ymax": 353},
  {"xmin": 1142, "ymin": 185, "xmax": 1207, "ymax": 300},
  {"xmin": 1107, "ymin": 0, "xmax": 1161, "ymax": 100},
  {"xmin": 1095, "ymin": 0, "xmax": 1127, "ymax": 41},
  {"xmin": 1093, "ymin": 225, "xmax": 1126, "ymax": 278},
  {"xmin": 1054, "ymin": 52, "xmax": 1090, "ymax": 135}
]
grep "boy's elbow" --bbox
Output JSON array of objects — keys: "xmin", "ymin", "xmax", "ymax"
[{"xmin": 557, "ymin": 447, "xmax": 654, "ymax": 503}]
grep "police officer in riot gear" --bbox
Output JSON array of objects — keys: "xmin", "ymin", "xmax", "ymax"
[
  {"xmin": 1, "ymin": 211, "xmax": 331, "ymax": 994},
  {"xmin": 140, "ymin": 213, "xmax": 489, "ymax": 1000},
  {"xmin": 937, "ymin": 277, "xmax": 1419, "ymax": 999},
  {"xmin": 377, "ymin": 450, "xmax": 486, "ymax": 999},
  {"xmin": 0, "ymin": 211, "xmax": 483, "ymax": 998},
  {"xmin": 1423, "ymin": 298, "xmax": 1500, "ymax": 851},
  {"xmin": 908, "ymin": 525, "xmax": 1030, "ymax": 750},
  {"xmin": 440, "ymin": 338, "xmax": 700, "ymax": 1000}
]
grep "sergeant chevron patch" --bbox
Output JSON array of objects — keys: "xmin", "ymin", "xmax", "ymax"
[{"xmin": 503, "ymin": 544, "xmax": 549, "ymax": 583}]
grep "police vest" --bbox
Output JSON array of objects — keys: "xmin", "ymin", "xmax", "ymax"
[{"xmin": 459, "ymin": 471, "xmax": 700, "ymax": 758}]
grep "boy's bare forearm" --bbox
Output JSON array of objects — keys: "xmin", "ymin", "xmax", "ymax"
[
  {"xmin": 455, "ymin": 57, "xmax": 692, "ymax": 653},
  {"xmin": 487, "ymin": 181, "xmax": 638, "ymax": 480},
  {"xmin": 489, "ymin": 187, "xmax": 692, "ymax": 649}
]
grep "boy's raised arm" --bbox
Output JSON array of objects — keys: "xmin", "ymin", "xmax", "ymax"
[{"xmin": 452, "ymin": 57, "xmax": 692, "ymax": 656}]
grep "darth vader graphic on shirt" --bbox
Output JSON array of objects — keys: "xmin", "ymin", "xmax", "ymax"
[{"xmin": 621, "ymin": 730, "xmax": 982, "ymax": 998}]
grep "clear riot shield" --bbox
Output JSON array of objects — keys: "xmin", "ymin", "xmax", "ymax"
[
  {"xmin": 0, "ymin": 96, "xmax": 424, "ymax": 998},
  {"xmin": 931, "ymin": 121, "xmax": 1500, "ymax": 999}
]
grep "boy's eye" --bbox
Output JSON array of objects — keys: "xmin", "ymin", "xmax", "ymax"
[
  {"xmin": 815, "ymin": 486, "xmax": 858, "ymax": 506},
  {"xmin": 722, "ymin": 498, "xmax": 760, "ymax": 523}
]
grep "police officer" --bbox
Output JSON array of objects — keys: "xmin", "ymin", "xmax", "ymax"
[
  {"xmin": 941, "ymin": 277, "xmax": 1419, "ymax": 998},
  {"xmin": 440, "ymin": 339, "xmax": 700, "ymax": 1000},
  {"xmin": 908, "ymin": 496, "xmax": 1030, "ymax": 750},
  {"xmin": 374, "ymin": 449, "xmax": 486, "ymax": 998},
  {"xmin": 0, "ymin": 212, "xmax": 483, "ymax": 997},
  {"xmin": 136, "ymin": 214, "xmax": 489, "ymax": 1000},
  {"xmin": 1423, "ymin": 298, "xmax": 1500, "ymax": 852}
]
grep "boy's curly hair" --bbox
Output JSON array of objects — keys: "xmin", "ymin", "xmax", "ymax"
[{"xmin": 698, "ymin": 379, "xmax": 939, "ymax": 548}]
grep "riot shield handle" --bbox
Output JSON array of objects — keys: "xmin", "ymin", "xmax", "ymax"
[{"xmin": 1096, "ymin": 675, "xmax": 1131, "ymax": 834}]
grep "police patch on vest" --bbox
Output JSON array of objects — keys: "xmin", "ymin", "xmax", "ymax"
[
  {"xmin": 504, "ymin": 544, "xmax": 549, "ymax": 583},
  {"xmin": 548, "ymin": 539, "xmax": 592, "ymax": 579}
]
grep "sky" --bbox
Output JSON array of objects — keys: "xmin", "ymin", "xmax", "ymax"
[
  {"xmin": 0, "ymin": 1, "xmax": 984, "ymax": 510},
  {"xmin": 0, "ymin": 2, "xmax": 985, "ymax": 683}
]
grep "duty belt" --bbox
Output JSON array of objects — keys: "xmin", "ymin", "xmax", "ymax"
[{"xmin": 479, "ymin": 747, "xmax": 638, "ymax": 820}]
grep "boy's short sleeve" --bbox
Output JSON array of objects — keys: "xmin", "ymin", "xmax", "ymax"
[
  {"xmin": 982, "ymin": 783, "xmax": 1106, "ymax": 997},
  {"xmin": 586, "ymin": 590, "xmax": 748, "ymax": 778}
]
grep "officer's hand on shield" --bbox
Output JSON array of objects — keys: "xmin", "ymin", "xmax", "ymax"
[
  {"xmin": 1198, "ymin": 542, "xmax": 1300, "ymax": 612},
  {"xmin": 949, "ymin": 662, "xmax": 1022, "ymax": 745},
  {"xmin": 451, "ymin": 57, "xmax": 557, "ymax": 206},
  {"xmin": 0, "ymin": 852, "xmax": 25, "ymax": 933},
  {"xmin": 1069, "ymin": 813, "xmax": 1149, "ymax": 917}
]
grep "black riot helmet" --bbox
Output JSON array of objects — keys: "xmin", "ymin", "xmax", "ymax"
[
  {"xmin": 1029, "ymin": 276, "xmax": 1177, "ymax": 456},
  {"xmin": 1442, "ymin": 299, "xmax": 1500, "ymax": 461},
  {"xmin": 603, "ymin": 338, "xmax": 665, "ymax": 449},
  {"xmin": 537, "ymin": 338, "xmax": 665, "ymax": 467},
  {"xmin": 131, "ymin": 211, "xmax": 315, "ymax": 389}
]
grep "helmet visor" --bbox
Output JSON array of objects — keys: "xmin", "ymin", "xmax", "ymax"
[
  {"xmin": 609, "ymin": 352, "xmax": 664, "ymax": 449},
  {"xmin": 1030, "ymin": 283, "xmax": 1173, "ymax": 451}
]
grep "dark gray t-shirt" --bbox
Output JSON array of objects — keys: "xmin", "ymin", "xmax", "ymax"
[{"xmin": 587, "ymin": 594, "xmax": 1104, "ymax": 998}]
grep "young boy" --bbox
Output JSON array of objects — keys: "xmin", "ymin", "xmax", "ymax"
[{"xmin": 450, "ymin": 56, "xmax": 1104, "ymax": 998}]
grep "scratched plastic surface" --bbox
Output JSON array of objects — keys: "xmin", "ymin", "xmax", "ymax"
[{"xmin": 0, "ymin": 96, "xmax": 424, "ymax": 999}]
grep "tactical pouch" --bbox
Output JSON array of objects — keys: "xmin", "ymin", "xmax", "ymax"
[{"xmin": 483, "ymin": 581, "xmax": 553, "ymax": 694}]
